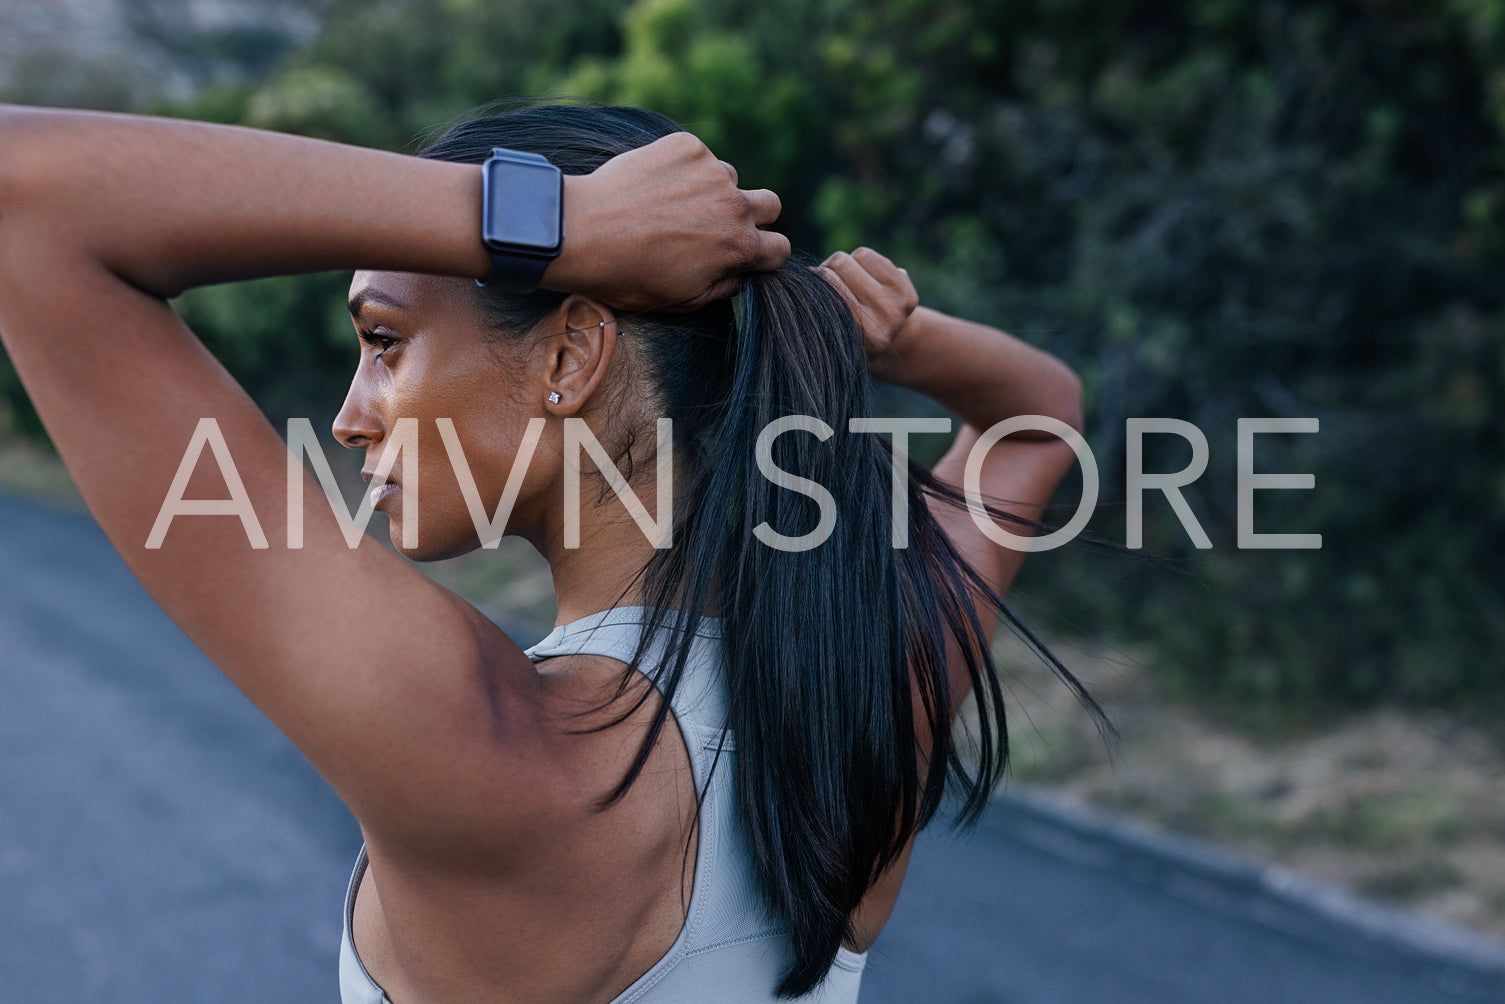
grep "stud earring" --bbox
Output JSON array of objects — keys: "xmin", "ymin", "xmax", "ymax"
[{"xmin": 547, "ymin": 391, "xmax": 562, "ymax": 405}]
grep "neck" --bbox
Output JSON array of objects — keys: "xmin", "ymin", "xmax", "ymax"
[{"xmin": 531, "ymin": 494, "xmax": 664, "ymax": 629}]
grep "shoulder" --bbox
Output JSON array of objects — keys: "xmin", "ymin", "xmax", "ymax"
[{"xmin": 367, "ymin": 637, "xmax": 691, "ymax": 860}]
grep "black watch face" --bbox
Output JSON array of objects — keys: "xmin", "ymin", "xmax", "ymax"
[{"xmin": 482, "ymin": 158, "xmax": 562, "ymax": 254}]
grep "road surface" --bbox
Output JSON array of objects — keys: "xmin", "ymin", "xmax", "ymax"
[{"xmin": 2, "ymin": 494, "xmax": 1501, "ymax": 1002}]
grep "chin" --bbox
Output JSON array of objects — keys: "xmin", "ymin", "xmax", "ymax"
[
  {"xmin": 392, "ymin": 529, "xmax": 479, "ymax": 562},
  {"xmin": 382, "ymin": 515, "xmax": 479, "ymax": 562}
]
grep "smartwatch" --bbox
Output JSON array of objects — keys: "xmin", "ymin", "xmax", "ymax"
[{"xmin": 477, "ymin": 147, "xmax": 564, "ymax": 293}]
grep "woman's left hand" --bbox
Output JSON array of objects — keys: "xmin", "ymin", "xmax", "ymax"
[{"xmin": 818, "ymin": 247, "xmax": 920, "ymax": 384}]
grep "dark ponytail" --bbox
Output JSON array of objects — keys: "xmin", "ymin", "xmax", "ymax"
[
  {"xmin": 633, "ymin": 263, "xmax": 1024, "ymax": 996},
  {"xmin": 421, "ymin": 102, "xmax": 1106, "ymax": 998}
]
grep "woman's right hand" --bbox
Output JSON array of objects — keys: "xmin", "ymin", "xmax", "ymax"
[
  {"xmin": 555, "ymin": 132, "xmax": 791, "ymax": 312},
  {"xmin": 818, "ymin": 247, "xmax": 920, "ymax": 385}
]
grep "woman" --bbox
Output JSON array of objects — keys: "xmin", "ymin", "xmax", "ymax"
[{"xmin": 0, "ymin": 102, "xmax": 1092, "ymax": 1001}]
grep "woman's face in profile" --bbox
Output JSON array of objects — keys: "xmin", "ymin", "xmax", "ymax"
[{"xmin": 335, "ymin": 270, "xmax": 547, "ymax": 560}]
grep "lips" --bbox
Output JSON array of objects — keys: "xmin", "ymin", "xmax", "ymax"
[{"xmin": 360, "ymin": 469, "xmax": 400, "ymax": 511}]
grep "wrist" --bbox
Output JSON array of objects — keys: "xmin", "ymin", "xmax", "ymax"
[
  {"xmin": 876, "ymin": 306, "xmax": 942, "ymax": 391},
  {"xmin": 475, "ymin": 147, "xmax": 565, "ymax": 293},
  {"xmin": 540, "ymin": 173, "xmax": 594, "ymax": 295}
]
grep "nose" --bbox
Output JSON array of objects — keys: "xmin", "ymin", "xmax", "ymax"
[{"xmin": 333, "ymin": 379, "xmax": 383, "ymax": 450}]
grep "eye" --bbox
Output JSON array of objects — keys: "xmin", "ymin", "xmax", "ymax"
[{"xmin": 359, "ymin": 329, "xmax": 399, "ymax": 360}]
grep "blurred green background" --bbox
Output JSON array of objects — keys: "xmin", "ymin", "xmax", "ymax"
[{"xmin": 1, "ymin": 0, "xmax": 1502, "ymax": 721}]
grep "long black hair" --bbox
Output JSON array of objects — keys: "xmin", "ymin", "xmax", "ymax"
[{"xmin": 420, "ymin": 103, "xmax": 1108, "ymax": 997}]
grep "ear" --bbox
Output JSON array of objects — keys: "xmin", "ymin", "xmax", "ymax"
[{"xmin": 537, "ymin": 297, "xmax": 618, "ymax": 415}]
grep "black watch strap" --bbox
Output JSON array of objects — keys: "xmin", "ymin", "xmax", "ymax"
[{"xmin": 481, "ymin": 251, "xmax": 553, "ymax": 293}]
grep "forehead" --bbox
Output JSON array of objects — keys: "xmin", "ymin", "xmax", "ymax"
[{"xmin": 347, "ymin": 270, "xmax": 474, "ymax": 321}]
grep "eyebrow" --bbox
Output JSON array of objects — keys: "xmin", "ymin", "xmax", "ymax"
[{"xmin": 348, "ymin": 288, "xmax": 408, "ymax": 318}]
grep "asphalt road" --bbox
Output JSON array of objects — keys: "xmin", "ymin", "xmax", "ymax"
[{"xmin": 2, "ymin": 493, "xmax": 1502, "ymax": 1003}]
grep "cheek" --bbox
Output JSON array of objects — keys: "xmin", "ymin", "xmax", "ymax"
[
  {"xmin": 396, "ymin": 340, "xmax": 542, "ymax": 529},
  {"xmin": 406, "ymin": 406, "xmax": 548, "ymax": 543},
  {"xmin": 471, "ymin": 414, "xmax": 552, "ymax": 497}
]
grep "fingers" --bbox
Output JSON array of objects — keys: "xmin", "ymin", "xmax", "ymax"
[
  {"xmin": 743, "ymin": 187, "xmax": 783, "ymax": 228},
  {"xmin": 740, "ymin": 189, "xmax": 788, "ymax": 271},
  {"xmin": 830, "ymin": 246, "xmax": 919, "ymax": 313},
  {"xmin": 820, "ymin": 255, "xmax": 889, "ymax": 340},
  {"xmin": 850, "ymin": 246, "xmax": 894, "ymax": 271},
  {"xmin": 825, "ymin": 249, "xmax": 890, "ymax": 307},
  {"xmin": 815, "ymin": 264, "xmax": 857, "ymax": 312},
  {"xmin": 831, "ymin": 246, "xmax": 905, "ymax": 284},
  {"xmin": 700, "ymin": 277, "xmax": 742, "ymax": 305},
  {"xmin": 850, "ymin": 246, "xmax": 910, "ymax": 291},
  {"xmin": 748, "ymin": 227, "xmax": 792, "ymax": 272}
]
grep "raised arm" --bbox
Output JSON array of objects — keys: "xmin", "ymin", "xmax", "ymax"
[
  {"xmin": 821, "ymin": 248, "xmax": 1084, "ymax": 703},
  {"xmin": 0, "ymin": 103, "xmax": 788, "ymax": 840},
  {"xmin": 0, "ymin": 105, "xmax": 787, "ymax": 305}
]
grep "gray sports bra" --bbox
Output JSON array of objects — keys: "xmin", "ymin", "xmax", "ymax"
[{"xmin": 338, "ymin": 606, "xmax": 868, "ymax": 1003}]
